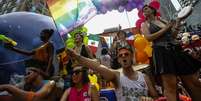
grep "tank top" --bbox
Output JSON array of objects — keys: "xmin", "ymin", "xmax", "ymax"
[
  {"xmin": 33, "ymin": 42, "xmax": 53, "ymax": 62},
  {"xmin": 149, "ymin": 21, "xmax": 175, "ymax": 46},
  {"xmin": 116, "ymin": 72, "xmax": 148, "ymax": 101},
  {"xmin": 68, "ymin": 83, "xmax": 91, "ymax": 101}
]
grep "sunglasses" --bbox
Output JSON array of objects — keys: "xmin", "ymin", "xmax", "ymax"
[
  {"xmin": 72, "ymin": 70, "xmax": 83, "ymax": 75},
  {"xmin": 118, "ymin": 52, "xmax": 130, "ymax": 58},
  {"xmin": 26, "ymin": 71, "xmax": 32, "ymax": 75}
]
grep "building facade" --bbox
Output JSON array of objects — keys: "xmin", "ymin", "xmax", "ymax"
[
  {"xmin": 177, "ymin": 0, "xmax": 199, "ymax": 8},
  {"xmin": 0, "ymin": 0, "xmax": 49, "ymax": 15},
  {"xmin": 177, "ymin": 0, "xmax": 201, "ymax": 32}
]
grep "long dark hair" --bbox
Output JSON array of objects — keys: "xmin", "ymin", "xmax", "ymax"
[{"xmin": 70, "ymin": 67, "xmax": 89, "ymax": 87}]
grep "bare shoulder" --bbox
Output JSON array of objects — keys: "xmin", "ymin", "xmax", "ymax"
[
  {"xmin": 159, "ymin": 17, "xmax": 168, "ymax": 23},
  {"xmin": 65, "ymin": 88, "xmax": 71, "ymax": 94}
]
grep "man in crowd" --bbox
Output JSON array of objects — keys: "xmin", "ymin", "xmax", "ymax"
[
  {"xmin": 67, "ymin": 44, "xmax": 158, "ymax": 101},
  {"xmin": 0, "ymin": 67, "xmax": 63, "ymax": 101}
]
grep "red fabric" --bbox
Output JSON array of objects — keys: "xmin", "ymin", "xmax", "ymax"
[
  {"xmin": 89, "ymin": 46, "xmax": 97, "ymax": 54},
  {"xmin": 68, "ymin": 84, "xmax": 90, "ymax": 101},
  {"xmin": 0, "ymin": 96, "xmax": 13, "ymax": 101}
]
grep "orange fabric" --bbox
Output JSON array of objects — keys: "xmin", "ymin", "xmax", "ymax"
[{"xmin": 26, "ymin": 92, "xmax": 35, "ymax": 101}]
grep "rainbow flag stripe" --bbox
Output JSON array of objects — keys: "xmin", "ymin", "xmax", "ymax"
[{"xmin": 47, "ymin": 0, "xmax": 97, "ymax": 35}]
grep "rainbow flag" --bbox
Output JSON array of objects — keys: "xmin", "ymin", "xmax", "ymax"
[{"xmin": 47, "ymin": 0, "xmax": 97, "ymax": 36}]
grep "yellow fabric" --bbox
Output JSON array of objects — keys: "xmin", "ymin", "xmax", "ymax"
[{"xmin": 88, "ymin": 74, "xmax": 99, "ymax": 91}]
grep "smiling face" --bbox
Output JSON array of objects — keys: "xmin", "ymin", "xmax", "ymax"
[
  {"xmin": 75, "ymin": 33, "xmax": 83, "ymax": 44},
  {"xmin": 72, "ymin": 66, "xmax": 83, "ymax": 84},
  {"xmin": 117, "ymin": 49, "xmax": 133, "ymax": 68}
]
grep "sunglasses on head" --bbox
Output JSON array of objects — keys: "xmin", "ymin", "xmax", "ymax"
[
  {"xmin": 118, "ymin": 52, "xmax": 130, "ymax": 58},
  {"xmin": 72, "ymin": 69, "xmax": 83, "ymax": 75}
]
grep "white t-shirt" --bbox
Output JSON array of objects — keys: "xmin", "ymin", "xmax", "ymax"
[{"xmin": 116, "ymin": 72, "xmax": 148, "ymax": 101}]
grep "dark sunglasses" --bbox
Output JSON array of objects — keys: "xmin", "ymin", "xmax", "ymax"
[
  {"xmin": 26, "ymin": 71, "xmax": 32, "ymax": 75},
  {"xmin": 72, "ymin": 70, "xmax": 83, "ymax": 75},
  {"xmin": 118, "ymin": 52, "xmax": 130, "ymax": 58}
]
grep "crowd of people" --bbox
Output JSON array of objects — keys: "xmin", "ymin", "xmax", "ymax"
[{"xmin": 0, "ymin": 5, "xmax": 201, "ymax": 101}]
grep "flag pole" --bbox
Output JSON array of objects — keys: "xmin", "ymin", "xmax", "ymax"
[{"xmin": 45, "ymin": 0, "xmax": 65, "ymax": 46}]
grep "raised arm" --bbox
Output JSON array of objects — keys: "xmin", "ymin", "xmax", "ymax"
[
  {"xmin": 141, "ymin": 21, "xmax": 173, "ymax": 41},
  {"xmin": 34, "ymin": 80, "xmax": 56, "ymax": 99},
  {"xmin": 67, "ymin": 49, "xmax": 117, "ymax": 83},
  {"xmin": 0, "ymin": 84, "xmax": 27, "ymax": 100},
  {"xmin": 5, "ymin": 44, "xmax": 35, "ymax": 56},
  {"xmin": 46, "ymin": 43, "xmax": 54, "ymax": 73}
]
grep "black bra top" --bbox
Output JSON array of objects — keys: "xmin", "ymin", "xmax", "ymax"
[{"xmin": 148, "ymin": 21, "xmax": 174, "ymax": 45}]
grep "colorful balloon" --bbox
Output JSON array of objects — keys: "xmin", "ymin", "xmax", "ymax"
[
  {"xmin": 134, "ymin": 35, "xmax": 148, "ymax": 50},
  {"xmin": 156, "ymin": 12, "xmax": 161, "ymax": 17},
  {"xmin": 118, "ymin": 6, "xmax": 125, "ymax": 12},
  {"xmin": 66, "ymin": 38, "xmax": 75, "ymax": 49},
  {"xmin": 138, "ymin": 9, "xmax": 145, "ymax": 19},
  {"xmin": 83, "ymin": 36, "xmax": 88, "ymax": 45},
  {"xmin": 100, "ymin": 6, "xmax": 107, "ymax": 14},
  {"xmin": 149, "ymin": 0, "xmax": 160, "ymax": 10},
  {"xmin": 125, "ymin": 3, "xmax": 133, "ymax": 11},
  {"xmin": 144, "ymin": 45, "xmax": 152, "ymax": 57},
  {"xmin": 135, "ymin": 50, "xmax": 149, "ymax": 63},
  {"xmin": 135, "ymin": 18, "xmax": 145, "ymax": 29},
  {"xmin": 136, "ymin": 2, "xmax": 144, "ymax": 10}
]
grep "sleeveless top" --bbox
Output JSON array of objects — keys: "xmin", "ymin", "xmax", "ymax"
[
  {"xmin": 149, "ymin": 21, "xmax": 175, "ymax": 47},
  {"xmin": 116, "ymin": 72, "xmax": 148, "ymax": 101},
  {"xmin": 33, "ymin": 42, "xmax": 53, "ymax": 62},
  {"xmin": 68, "ymin": 83, "xmax": 91, "ymax": 101}
]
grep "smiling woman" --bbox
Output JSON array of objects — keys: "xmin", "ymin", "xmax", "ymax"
[{"xmin": 60, "ymin": 66, "xmax": 99, "ymax": 101}]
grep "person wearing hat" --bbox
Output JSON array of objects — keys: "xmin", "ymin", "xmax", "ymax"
[
  {"xmin": 141, "ymin": 4, "xmax": 201, "ymax": 101},
  {"xmin": 0, "ymin": 78, "xmax": 57, "ymax": 101},
  {"xmin": 5, "ymin": 29, "xmax": 55, "ymax": 77},
  {"xmin": 66, "ymin": 44, "xmax": 158, "ymax": 101},
  {"xmin": 16, "ymin": 67, "xmax": 48, "ymax": 92},
  {"xmin": 111, "ymin": 30, "xmax": 130, "ymax": 69},
  {"xmin": 60, "ymin": 65, "xmax": 99, "ymax": 101},
  {"xmin": 0, "ymin": 66, "xmax": 64, "ymax": 101}
]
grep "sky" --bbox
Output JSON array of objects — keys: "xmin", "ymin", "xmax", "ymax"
[
  {"xmin": 84, "ymin": 9, "xmax": 139, "ymax": 34},
  {"xmin": 84, "ymin": 0, "xmax": 181, "ymax": 34}
]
